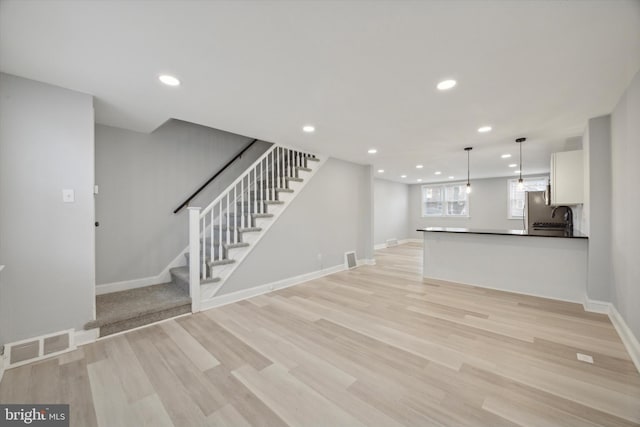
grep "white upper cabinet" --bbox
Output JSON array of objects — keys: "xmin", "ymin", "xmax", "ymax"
[{"xmin": 551, "ymin": 150, "xmax": 584, "ymax": 205}]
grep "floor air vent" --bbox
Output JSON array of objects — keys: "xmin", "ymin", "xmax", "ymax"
[
  {"xmin": 386, "ymin": 238, "xmax": 399, "ymax": 247},
  {"xmin": 345, "ymin": 251, "xmax": 357, "ymax": 269},
  {"xmin": 6, "ymin": 329, "xmax": 74, "ymax": 368}
]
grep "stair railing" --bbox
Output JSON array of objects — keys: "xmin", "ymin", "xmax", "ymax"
[
  {"xmin": 188, "ymin": 144, "xmax": 316, "ymax": 308},
  {"xmin": 174, "ymin": 138, "xmax": 259, "ymax": 214}
]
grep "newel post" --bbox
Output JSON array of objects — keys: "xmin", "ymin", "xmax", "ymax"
[{"xmin": 188, "ymin": 207, "xmax": 201, "ymax": 312}]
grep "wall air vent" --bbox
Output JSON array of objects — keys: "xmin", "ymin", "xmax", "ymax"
[{"xmin": 345, "ymin": 251, "xmax": 357, "ymax": 269}]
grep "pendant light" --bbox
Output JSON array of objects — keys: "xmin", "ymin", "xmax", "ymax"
[
  {"xmin": 515, "ymin": 137, "xmax": 526, "ymax": 190},
  {"xmin": 464, "ymin": 147, "xmax": 473, "ymax": 194}
]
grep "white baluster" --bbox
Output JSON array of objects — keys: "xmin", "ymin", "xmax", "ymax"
[
  {"xmin": 234, "ymin": 186, "xmax": 238, "ymax": 243},
  {"xmin": 241, "ymin": 175, "xmax": 245, "ymax": 229},
  {"xmin": 201, "ymin": 216, "xmax": 206, "ymax": 280},
  {"xmin": 218, "ymin": 202, "xmax": 222, "ymax": 262},
  {"xmin": 225, "ymin": 191, "xmax": 231, "ymax": 249},
  {"xmin": 209, "ymin": 209, "xmax": 213, "ymax": 277}
]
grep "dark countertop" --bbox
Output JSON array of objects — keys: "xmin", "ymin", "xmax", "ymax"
[{"xmin": 417, "ymin": 226, "xmax": 588, "ymax": 239}]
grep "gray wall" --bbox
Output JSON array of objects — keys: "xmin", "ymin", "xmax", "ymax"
[
  {"xmin": 0, "ymin": 73, "xmax": 95, "ymax": 344},
  {"xmin": 408, "ymin": 176, "xmax": 545, "ymax": 238},
  {"xmin": 374, "ymin": 178, "xmax": 410, "ymax": 245},
  {"xmin": 610, "ymin": 69, "xmax": 640, "ymax": 338},
  {"xmin": 583, "ymin": 115, "xmax": 613, "ymax": 302},
  {"xmin": 221, "ymin": 158, "xmax": 374, "ymax": 295},
  {"xmin": 95, "ymin": 121, "xmax": 270, "ymax": 285}
]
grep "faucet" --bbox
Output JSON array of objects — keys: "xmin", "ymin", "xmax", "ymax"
[{"xmin": 552, "ymin": 205, "xmax": 574, "ymax": 237}]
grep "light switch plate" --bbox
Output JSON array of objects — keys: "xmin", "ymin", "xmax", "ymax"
[{"xmin": 62, "ymin": 189, "xmax": 75, "ymax": 203}]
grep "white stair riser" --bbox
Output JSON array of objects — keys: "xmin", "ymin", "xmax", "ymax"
[
  {"xmin": 241, "ymin": 232, "xmax": 262, "ymax": 245},
  {"xmin": 254, "ymin": 217, "xmax": 274, "ymax": 229},
  {"xmin": 276, "ymin": 191, "xmax": 294, "ymax": 203},
  {"xmin": 286, "ymin": 180, "xmax": 304, "ymax": 192}
]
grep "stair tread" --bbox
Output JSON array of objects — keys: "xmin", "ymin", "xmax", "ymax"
[
  {"xmin": 252, "ymin": 213, "xmax": 274, "ymax": 218},
  {"xmin": 296, "ymin": 166, "xmax": 312, "ymax": 172},
  {"xmin": 86, "ymin": 282, "xmax": 191, "ymax": 332},
  {"xmin": 276, "ymin": 188, "xmax": 294, "ymax": 193},
  {"xmin": 264, "ymin": 200, "xmax": 284, "ymax": 205},
  {"xmin": 209, "ymin": 258, "xmax": 236, "ymax": 267},
  {"xmin": 286, "ymin": 177, "xmax": 303, "ymax": 182},
  {"xmin": 306, "ymin": 157, "xmax": 320, "ymax": 161},
  {"xmin": 224, "ymin": 242, "xmax": 250, "ymax": 249},
  {"xmin": 238, "ymin": 227, "xmax": 262, "ymax": 233}
]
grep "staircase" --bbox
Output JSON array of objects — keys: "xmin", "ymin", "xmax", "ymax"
[
  {"xmin": 171, "ymin": 145, "xmax": 324, "ymax": 310},
  {"xmin": 85, "ymin": 144, "xmax": 323, "ymax": 336}
]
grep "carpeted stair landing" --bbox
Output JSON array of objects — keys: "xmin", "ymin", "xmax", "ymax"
[{"xmin": 85, "ymin": 283, "xmax": 191, "ymax": 337}]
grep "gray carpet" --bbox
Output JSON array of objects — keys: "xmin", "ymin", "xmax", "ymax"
[{"xmin": 85, "ymin": 283, "xmax": 191, "ymax": 336}]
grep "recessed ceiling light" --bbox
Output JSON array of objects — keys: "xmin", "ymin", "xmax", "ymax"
[
  {"xmin": 449, "ymin": 176, "xmax": 455, "ymax": 179},
  {"xmin": 416, "ymin": 164, "xmax": 424, "ymax": 169},
  {"xmin": 478, "ymin": 126, "xmax": 492, "ymax": 133},
  {"xmin": 509, "ymin": 163, "xmax": 517, "ymax": 168},
  {"xmin": 377, "ymin": 169, "xmax": 384, "ymax": 173},
  {"xmin": 368, "ymin": 149, "xmax": 377, "ymax": 154},
  {"xmin": 401, "ymin": 175, "xmax": 407, "ymax": 178},
  {"xmin": 437, "ymin": 79, "xmax": 457, "ymax": 90},
  {"xmin": 434, "ymin": 171, "xmax": 442, "ymax": 175},
  {"xmin": 514, "ymin": 170, "xmax": 521, "ymax": 174},
  {"xmin": 158, "ymin": 74, "xmax": 180, "ymax": 86},
  {"xmin": 302, "ymin": 125, "xmax": 315, "ymax": 133},
  {"xmin": 501, "ymin": 154, "xmax": 512, "ymax": 158},
  {"xmin": 417, "ymin": 179, "xmax": 423, "ymax": 182}
]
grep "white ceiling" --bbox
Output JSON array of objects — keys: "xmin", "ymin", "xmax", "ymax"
[{"xmin": 2, "ymin": 0, "xmax": 639, "ymax": 183}]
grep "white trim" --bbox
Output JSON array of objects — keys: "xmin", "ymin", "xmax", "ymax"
[
  {"xmin": 401, "ymin": 238, "xmax": 422, "ymax": 244},
  {"xmin": 201, "ymin": 262, "xmax": 346, "ymax": 311},
  {"xmin": 95, "ymin": 247, "xmax": 187, "ymax": 295},
  {"xmin": 582, "ymin": 298, "xmax": 610, "ymax": 314},
  {"xmin": 609, "ymin": 304, "xmax": 640, "ymax": 374},
  {"xmin": 424, "ymin": 275, "xmax": 584, "ymax": 305},
  {"xmin": 374, "ymin": 239, "xmax": 420, "ymax": 250},
  {"xmin": 583, "ymin": 299, "xmax": 640, "ymax": 374},
  {"xmin": 358, "ymin": 258, "xmax": 376, "ymax": 266},
  {"xmin": 74, "ymin": 328, "xmax": 99, "ymax": 346}
]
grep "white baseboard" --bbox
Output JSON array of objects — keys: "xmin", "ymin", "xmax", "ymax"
[
  {"xmin": 582, "ymin": 298, "xmax": 610, "ymax": 314},
  {"xmin": 201, "ymin": 262, "xmax": 346, "ymax": 311},
  {"xmin": 96, "ymin": 249, "xmax": 188, "ymax": 295},
  {"xmin": 358, "ymin": 258, "xmax": 376, "ymax": 266},
  {"xmin": 401, "ymin": 238, "xmax": 422, "ymax": 244},
  {"xmin": 584, "ymin": 298, "xmax": 640, "ymax": 374},
  {"xmin": 74, "ymin": 328, "xmax": 99, "ymax": 346},
  {"xmin": 374, "ymin": 238, "xmax": 420, "ymax": 250}
]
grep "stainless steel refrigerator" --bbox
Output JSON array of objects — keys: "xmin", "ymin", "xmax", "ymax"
[{"xmin": 525, "ymin": 191, "xmax": 566, "ymax": 236}]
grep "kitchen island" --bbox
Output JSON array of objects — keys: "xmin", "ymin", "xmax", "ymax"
[{"xmin": 418, "ymin": 227, "xmax": 588, "ymax": 303}]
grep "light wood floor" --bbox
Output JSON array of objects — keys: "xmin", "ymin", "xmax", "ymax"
[{"xmin": 2, "ymin": 242, "xmax": 639, "ymax": 426}]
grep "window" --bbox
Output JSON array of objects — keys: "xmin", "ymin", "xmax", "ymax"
[
  {"xmin": 422, "ymin": 183, "xmax": 469, "ymax": 217},
  {"xmin": 508, "ymin": 176, "xmax": 548, "ymax": 218}
]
